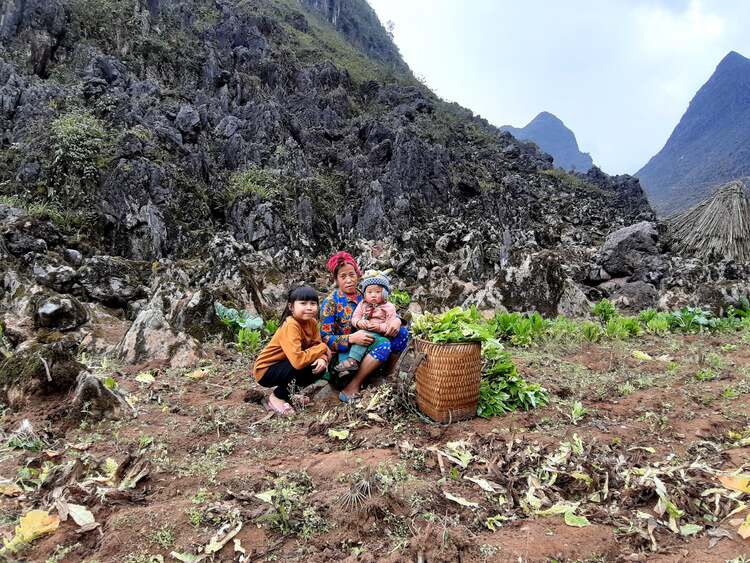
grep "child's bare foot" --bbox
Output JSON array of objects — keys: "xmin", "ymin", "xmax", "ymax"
[
  {"xmin": 334, "ymin": 358, "xmax": 360, "ymax": 373},
  {"xmin": 266, "ymin": 394, "xmax": 294, "ymax": 415}
]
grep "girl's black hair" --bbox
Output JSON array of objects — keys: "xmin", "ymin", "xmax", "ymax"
[{"xmin": 280, "ymin": 285, "xmax": 320, "ymax": 324}]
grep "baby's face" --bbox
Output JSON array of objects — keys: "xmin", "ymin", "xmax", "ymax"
[{"xmin": 364, "ymin": 285, "xmax": 385, "ymax": 305}]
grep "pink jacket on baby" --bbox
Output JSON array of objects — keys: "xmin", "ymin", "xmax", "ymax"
[{"xmin": 351, "ymin": 301, "xmax": 399, "ymax": 334}]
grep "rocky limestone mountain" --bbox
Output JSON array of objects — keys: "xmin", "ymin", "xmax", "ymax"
[
  {"xmin": 300, "ymin": 0, "xmax": 407, "ymax": 72},
  {"xmin": 0, "ymin": 0, "xmax": 747, "ymax": 369},
  {"xmin": 500, "ymin": 111, "xmax": 593, "ymax": 172},
  {"xmin": 637, "ymin": 51, "xmax": 750, "ymax": 215}
]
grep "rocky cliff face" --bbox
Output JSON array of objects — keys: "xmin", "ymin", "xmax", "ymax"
[
  {"xmin": 637, "ymin": 51, "xmax": 750, "ymax": 214},
  {"xmin": 3, "ymin": 0, "xmax": 741, "ymax": 367},
  {"xmin": 301, "ymin": 0, "xmax": 408, "ymax": 72},
  {"xmin": 501, "ymin": 112, "xmax": 593, "ymax": 172}
]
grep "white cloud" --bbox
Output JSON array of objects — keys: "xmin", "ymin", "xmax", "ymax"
[{"xmin": 633, "ymin": 0, "xmax": 726, "ymax": 59}]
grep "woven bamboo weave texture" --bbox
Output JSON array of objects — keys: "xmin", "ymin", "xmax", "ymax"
[{"xmin": 414, "ymin": 339, "xmax": 481, "ymax": 423}]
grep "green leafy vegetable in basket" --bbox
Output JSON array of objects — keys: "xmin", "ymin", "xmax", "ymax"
[
  {"xmin": 477, "ymin": 340, "xmax": 549, "ymax": 418},
  {"xmin": 411, "ymin": 306, "xmax": 494, "ymax": 343}
]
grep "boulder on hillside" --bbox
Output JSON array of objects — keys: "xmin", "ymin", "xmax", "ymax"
[
  {"xmin": 78, "ymin": 306, "xmax": 131, "ymax": 356},
  {"xmin": 169, "ymin": 288, "xmax": 230, "ymax": 341},
  {"xmin": 599, "ymin": 221, "xmax": 659, "ymax": 277},
  {"xmin": 30, "ymin": 254, "xmax": 77, "ymax": 292},
  {"xmin": 557, "ymin": 279, "xmax": 593, "ymax": 317},
  {"xmin": 117, "ymin": 288, "xmax": 202, "ymax": 368},
  {"xmin": 72, "ymin": 371, "xmax": 135, "ymax": 420},
  {"xmin": 77, "ymin": 256, "xmax": 150, "ymax": 308},
  {"xmin": 32, "ymin": 293, "xmax": 88, "ymax": 331},
  {"xmin": 2, "ymin": 215, "xmax": 62, "ymax": 257},
  {"xmin": 0, "ymin": 338, "xmax": 84, "ymax": 408},
  {"xmin": 495, "ymin": 250, "xmax": 568, "ymax": 316},
  {"xmin": 610, "ymin": 281, "xmax": 659, "ymax": 313}
]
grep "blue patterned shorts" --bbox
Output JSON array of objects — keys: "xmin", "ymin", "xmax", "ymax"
[{"xmin": 367, "ymin": 326, "xmax": 409, "ymax": 362}]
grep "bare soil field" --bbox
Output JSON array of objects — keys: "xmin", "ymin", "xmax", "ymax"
[{"xmin": 1, "ymin": 330, "xmax": 749, "ymax": 562}]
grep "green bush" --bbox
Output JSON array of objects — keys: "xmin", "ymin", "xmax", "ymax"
[
  {"xmin": 492, "ymin": 312, "xmax": 523, "ymax": 339},
  {"xmin": 237, "ymin": 328, "xmax": 262, "ymax": 355},
  {"xmin": 388, "ymin": 289, "xmax": 411, "ymax": 308},
  {"xmin": 255, "ymin": 472, "xmax": 324, "ymax": 536},
  {"xmin": 604, "ymin": 316, "xmax": 630, "ymax": 340},
  {"xmin": 638, "ymin": 309, "xmax": 658, "ymax": 323},
  {"xmin": 622, "ymin": 317, "xmax": 642, "ymax": 336},
  {"xmin": 727, "ymin": 297, "xmax": 750, "ymax": 319},
  {"xmin": 49, "ymin": 111, "xmax": 107, "ymax": 204},
  {"xmin": 264, "ymin": 319, "xmax": 280, "ymax": 336},
  {"xmin": 695, "ymin": 368, "xmax": 719, "ymax": 382},
  {"xmin": 491, "ymin": 311, "xmax": 547, "ymax": 347},
  {"xmin": 592, "ymin": 299, "xmax": 617, "ymax": 323},
  {"xmin": 545, "ymin": 316, "xmax": 582, "ymax": 342},
  {"xmin": 581, "ymin": 321, "xmax": 604, "ymax": 343},
  {"xmin": 645, "ymin": 316, "xmax": 670, "ymax": 336},
  {"xmin": 214, "ymin": 302, "xmax": 263, "ymax": 332},
  {"xmin": 669, "ymin": 307, "xmax": 711, "ymax": 333},
  {"xmin": 226, "ymin": 167, "xmax": 281, "ymax": 203},
  {"xmin": 214, "ymin": 302, "xmax": 278, "ymax": 355}
]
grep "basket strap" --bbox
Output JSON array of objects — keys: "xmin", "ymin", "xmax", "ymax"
[
  {"xmin": 391, "ymin": 339, "xmax": 411, "ymax": 376},
  {"xmin": 393, "ymin": 339, "xmax": 426, "ymax": 379}
]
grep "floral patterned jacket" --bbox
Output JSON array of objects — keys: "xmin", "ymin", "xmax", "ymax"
[{"xmin": 319, "ymin": 288, "xmax": 362, "ymax": 353}]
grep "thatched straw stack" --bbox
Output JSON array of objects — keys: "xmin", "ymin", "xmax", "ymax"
[{"xmin": 667, "ymin": 180, "xmax": 750, "ymax": 262}]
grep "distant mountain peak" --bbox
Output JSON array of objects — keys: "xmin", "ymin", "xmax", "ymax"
[
  {"xmin": 500, "ymin": 111, "xmax": 593, "ymax": 172},
  {"xmin": 719, "ymin": 50, "xmax": 748, "ymax": 65},
  {"xmin": 637, "ymin": 50, "xmax": 750, "ymax": 214},
  {"xmin": 531, "ymin": 111, "xmax": 561, "ymax": 122}
]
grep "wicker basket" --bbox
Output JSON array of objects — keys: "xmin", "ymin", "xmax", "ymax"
[{"xmin": 414, "ymin": 339, "xmax": 482, "ymax": 423}]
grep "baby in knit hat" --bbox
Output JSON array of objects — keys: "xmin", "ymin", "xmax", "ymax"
[{"xmin": 335, "ymin": 270, "xmax": 401, "ymax": 375}]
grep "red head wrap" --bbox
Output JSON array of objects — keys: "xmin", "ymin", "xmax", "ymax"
[{"xmin": 326, "ymin": 251, "xmax": 361, "ymax": 277}]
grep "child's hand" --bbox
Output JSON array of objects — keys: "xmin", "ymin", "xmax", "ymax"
[
  {"xmin": 312, "ymin": 358, "xmax": 328, "ymax": 374},
  {"xmin": 383, "ymin": 317, "xmax": 401, "ymax": 337}
]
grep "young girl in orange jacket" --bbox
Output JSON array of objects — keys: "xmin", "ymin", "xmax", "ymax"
[{"xmin": 253, "ymin": 286, "xmax": 331, "ymax": 415}]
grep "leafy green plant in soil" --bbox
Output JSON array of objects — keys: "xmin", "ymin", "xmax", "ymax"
[
  {"xmin": 263, "ymin": 319, "xmax": 280, "ymax": 336},
  {"xmin": 491, "ymin": 311, "xmax": 547, "ymax": 347},
  {"xmin": 214, "ymin": 302, "xmax": 280, "ymax": 355},
  {"xmin": 388, "ymin": 289, "xmax": 411, "ymax": 308},
  {"xmin": 214, "ymin": 302, "xmax": 263, "ymax": 332},
  {"xmin": 237, "ymin": 328, "xmax": 262, "ymax": 355},
  {"xmin": 254, "ymin": 471, "xmax": 327, "ymax": 538},
  {"xmin": 593, "ymin": 299, "xmax": 617, "ymax": 323},
  {"xmin": 582, "ymin": 321, "xmax": 604, "ymax": 343},
  {"xmin": 477, "ymin": 340, "xmax": 549, "ymax": 418}
]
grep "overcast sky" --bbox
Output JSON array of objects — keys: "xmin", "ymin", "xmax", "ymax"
[{"xmin": 368, "ymin": 0, "xmax": 750, "ymax": 175}]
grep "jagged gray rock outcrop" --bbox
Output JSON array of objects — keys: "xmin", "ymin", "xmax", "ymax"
[
  {"xmin": 0, "ymin": 0, "xmax": 744, "ymax": 368},
  {"xmin": 32, "ymin": 294, "xmax": 88, "ymax": 331},
  {"xmin": 117, "ymin": 286, "xmax": 202, "ymax": 369}
]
